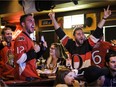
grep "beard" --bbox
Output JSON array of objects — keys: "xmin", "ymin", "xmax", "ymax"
[
  {"xmin": 5, "ymin": 37, "xmax": 12, "ymax": 43},
  {"xmin": 110, "ymin": 66, "xmax": 116, "ymax": 72},
  {"xmin": 28, "ymin": 29, "xmax": 33, "ymax": 34},
  {"xmin": 75, "ymin": 38, "xmax": 85, "ymax": 46},
  {"xmin": 26, "ymin": 26, "xmax": 34, "ymax": 34}
]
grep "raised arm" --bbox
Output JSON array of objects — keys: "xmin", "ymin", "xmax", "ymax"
[
  {"xmin": 98, "ymin": 5, "xmax": 111, "ymax": 28},
  {"xmin": 48, "ymin": 11, "xmax": 67, "ymax": 41},
  {"xmin": 48, "ymin": 12, "xmax": 60, "ymax": 30},
  {"xmin": 89, "ymin": 6, "xmax": 111, "ymax": 45},
  {"xmin": 48, "ymin": 11, "xmax": 71, "ymax": 50}
]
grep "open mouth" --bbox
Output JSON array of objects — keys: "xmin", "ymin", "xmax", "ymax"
[
  {"xmin": 80, "ymin": 39, "xmax": 83, "ymax": 41},
  {"xmin": 31, "ymin": 25, "xmax": 35, "ymax": 29},
  {"xmin": 80, "ymin": 39, "xmax": 84, "ymax": 42}
]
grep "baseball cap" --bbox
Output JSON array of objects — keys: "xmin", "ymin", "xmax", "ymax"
[{"xmin": 84, "ymin": 66, "xmax": 108, "ymax": 83}]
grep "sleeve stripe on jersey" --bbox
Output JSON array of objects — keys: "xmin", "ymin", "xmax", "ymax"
[
  {"xmin": 88, "ymin": 38, "xmax": 95, "ymax": 47},
  {"xmin": 60, "ymin": 35, "xmax": 69, "ymax": 46},
  {"xmin": 89, "ymin": 35, "xmax": 99, "ymax": 43},
  {"xmin": 17, "ymin": 53, "xmax": 27, "ymax": 75},
  {"xmin": 19, "ymin": 63, "xmax": 26, "ymax": 75},
  {"xmin": 17, "ymin": 53, "xmax": 27, "ymax": 64}
]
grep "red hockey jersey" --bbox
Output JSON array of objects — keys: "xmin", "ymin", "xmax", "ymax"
[
  {"xmin": 91, "ymin": 41, "xmax": 116, "ymax": 67},
  {"xmin": 0, "ymin": 41, "xmax": 14, "ymax": 77},
  {"xmin": 14, "ymin": 32, "xmax": 40, "ymax": 80}
]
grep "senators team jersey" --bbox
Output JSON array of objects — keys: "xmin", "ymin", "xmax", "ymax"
[
  {"xmin": 91, "ymin": 41, "xmax": 116, "ymax": 67},
  {"xmin": 55, "ymin": 27, "xmax": 103, "ymax": 69},
  {"xmin": 0, "ymin": 41, "xmax": 14, "ymax": 77},
  {"xmin": 14, "ymin": 32, "xmax": 40, "ymax": 81}
]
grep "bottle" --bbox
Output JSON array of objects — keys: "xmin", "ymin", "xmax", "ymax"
[
  {"xmin": 40, "ymin": 35, "xmax": 47, "ymax": 51},
  {"xmin": 66, "ymin": 58, "xmax": 71, "ymax": 69},
  {"xmin": 41, "ymin": 35, "xmax": 45, "ymax": 43},
  {"xmin": 66, "ymin": 52, "xmax": 72, "ymax": 69}
]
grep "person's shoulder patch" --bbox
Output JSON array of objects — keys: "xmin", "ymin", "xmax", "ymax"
[{"xmin": 17, "ymin": 36, "xmax": 25, "ymax": 41}]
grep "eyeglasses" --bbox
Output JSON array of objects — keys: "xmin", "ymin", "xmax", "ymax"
[{"xmin": 50, "ymin": 47, "xmax": 55, "ymax": 50}]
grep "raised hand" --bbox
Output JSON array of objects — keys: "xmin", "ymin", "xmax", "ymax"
[
  {"xmin": 103, "ymin": 5, "xmax": 111, "ymax": 19},
  {"xmin": 48, "ymin": 10, "xmax": 60, "ymax": 29},
  {"xmin": 48, "ymin": 10, "xmax": 55, "ymax": 20},
  {"xmin": 34, "ymin": 44, "xmax": 40, "ymax": 53}
]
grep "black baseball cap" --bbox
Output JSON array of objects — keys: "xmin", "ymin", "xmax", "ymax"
[{"xmin": 84, "ymin": 66, "xmax": 109, "ymax": 83}]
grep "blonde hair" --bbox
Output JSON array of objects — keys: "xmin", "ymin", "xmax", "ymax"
[{"xmin": 46, "ymin": 43, "xmax": 67, "ymax": 68}]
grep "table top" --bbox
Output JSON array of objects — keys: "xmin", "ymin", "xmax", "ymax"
[{"xmin": 5, "ymin": 78, "xmax": 55, "ymax": 86}]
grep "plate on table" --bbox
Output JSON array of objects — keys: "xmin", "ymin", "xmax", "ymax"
[{"xmin": 37, "ymin": 69, "xmax": 56, "ymax": 79}]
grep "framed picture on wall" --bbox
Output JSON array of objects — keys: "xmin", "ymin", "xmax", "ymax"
[
  {"xmin": 39, "ymin": 19, "xmax": 54, "ymax": 27},
  {"xmin": 101, "ymin": 10, "xmax": 116, "ymax": 21}
]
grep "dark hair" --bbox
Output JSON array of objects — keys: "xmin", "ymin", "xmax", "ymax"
[
  {"xmin": 1, "ymin": 27, "xmax": 12, "ymax": 35},
  {"xmin": 20, "ymin": 13, "xmax": 33, "ymax": 26},
  {"xmin": 105, "ymin": 50, "xmax": 116, "ymax": 63},
  {"xmin": 5, "ymin": 24, "xmax": 16, "ymax": 31},
  {"xmin": 84, "ymin": 66, "xmax": 108, "ymax": 83},
  {"xmin": 73, "ymin": 27, "xmax": 82, "ymax": 36},
  {"xmin": 54, "ymin": 69, "xmax": 70, "ymax": 86}
]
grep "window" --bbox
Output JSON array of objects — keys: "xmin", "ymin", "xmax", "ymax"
[
  {"xmin": 63, "ymin": 14, "xmax": 84, "ymax": 29},
  {"xmin": 103, "ymin": 25, "xmax": 116, "ymax": 42}
]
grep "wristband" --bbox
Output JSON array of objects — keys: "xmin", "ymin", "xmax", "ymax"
[{"xmin": 102, "ymin": 17, "xmax": 107, "ymax": 20}]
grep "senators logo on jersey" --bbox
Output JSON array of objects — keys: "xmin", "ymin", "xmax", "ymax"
[{"xmin": 17, "ymin": 36, "xmax": 25, "ymax": 41}]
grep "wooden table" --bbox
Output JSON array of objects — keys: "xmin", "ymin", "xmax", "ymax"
[{"xmin": 5, "ymin": 78, "xmax": 55, "ymax": 87}]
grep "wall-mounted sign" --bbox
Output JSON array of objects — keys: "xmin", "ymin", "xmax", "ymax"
[{"xmin": 39, "ymin": 19, "xmax": 53, "ymax": 27}]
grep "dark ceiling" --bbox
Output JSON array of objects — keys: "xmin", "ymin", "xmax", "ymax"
[{"xmin": 0, "ymin": 0, "xmax": 116, "ymax": 24}]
